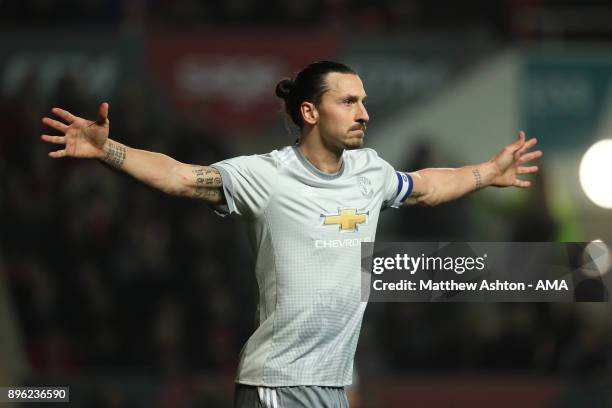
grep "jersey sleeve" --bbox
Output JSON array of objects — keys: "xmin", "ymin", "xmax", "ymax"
[
  {"xmin": 211, "ymin": 154, "xmax": 275, "ymax": 218},
  {"xmin": 380, "ymin": 157, "xmax": 413, "ymax": 210}
]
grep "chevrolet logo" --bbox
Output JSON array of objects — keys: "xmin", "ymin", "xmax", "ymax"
[{"xmin": 322, "ymin": 209, "xmax": 368, "ymax": 232}]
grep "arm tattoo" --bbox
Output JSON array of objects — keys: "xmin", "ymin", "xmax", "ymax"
[
  {"xmin": 193, "ymin": 186, "xmax": 222, "ymax": 201},
  {"xmin": 192, "ymin": 167, "xmax": 222, "ymax": 186},
  {"xmin": 102, "ymin": 140, "xmax": 127, "ymax": 169},
  {"xmin": 190, "ymin": 166, "xmax": 222, "ymax": 201},
  {"xmin": 472, "ymin": 169, "xmax": 482, "ymax": 190}
]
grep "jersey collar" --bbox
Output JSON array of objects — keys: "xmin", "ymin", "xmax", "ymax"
[{"xmin": 292, "ymin": 145, "xmax": 346, "ymax": 180}]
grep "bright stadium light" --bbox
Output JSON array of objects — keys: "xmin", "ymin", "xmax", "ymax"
[{"xmin": 579, "ymin": 139, "xmax": 612, "ymax": 209}]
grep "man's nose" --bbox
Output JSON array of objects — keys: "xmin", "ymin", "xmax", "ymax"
[{"xmin": 356, "ymin": 102, "xmax": 369, "ymax": 124}]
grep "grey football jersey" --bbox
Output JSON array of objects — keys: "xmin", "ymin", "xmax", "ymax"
[{"xmin": 212, "ymin": 146, "xmax": 412, "ymax": 387}]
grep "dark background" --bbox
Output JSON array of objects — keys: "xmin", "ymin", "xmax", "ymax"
[{"xmin": 2, "ymin": 1, "xmax": 612, "ymax": 406}]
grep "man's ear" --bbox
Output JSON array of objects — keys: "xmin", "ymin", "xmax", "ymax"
[{"xmin": 300, "ymin": 102, "xmax": 318, "ymax": 125}]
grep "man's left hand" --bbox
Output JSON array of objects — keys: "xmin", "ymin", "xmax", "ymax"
[{"xmin": 489, "ymin": 131, "xmax": 542, "ymax": 188}]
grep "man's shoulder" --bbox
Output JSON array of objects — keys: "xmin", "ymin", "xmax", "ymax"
[
  {"xmin": 247, "ymin": 146, "xmax": 295, "ymax": 164},
  {"xmin": 215, "ymin": 147, "xmax": 291, "ymax": 170},
  {"xmin": 344, "ymin": 147, "xmax": 385, "ymax": 160},
  {"xmin": 344, "ymin": 147, "xmax": 389, "ymax": 167}
]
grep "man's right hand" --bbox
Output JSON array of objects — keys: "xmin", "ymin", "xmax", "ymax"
[{"xmin": 41, "ymin": 102, "xmax": 110, "ymax": 159}]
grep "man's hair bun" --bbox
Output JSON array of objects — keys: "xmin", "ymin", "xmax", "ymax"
[{"xmin": 275, "ymin": 78, "xmax": 294, "ymax": 99}]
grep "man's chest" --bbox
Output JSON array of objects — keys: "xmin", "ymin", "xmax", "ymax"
[{"xmin": 265, "ymin": 174, "xmax": 384, "ymax": 241}]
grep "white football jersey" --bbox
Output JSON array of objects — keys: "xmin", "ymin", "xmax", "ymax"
[{"xmin": 212, "ymin": 146, "xmax": 412, "ymax": 386}]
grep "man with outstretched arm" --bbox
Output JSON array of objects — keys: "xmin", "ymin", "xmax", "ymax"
[
  {"xmin": 42, "ymin": 102, "xmax": 224, "ymax": 201},
  {"xmin": 42, "ymin": 61, "xmax": 541, "ymax": 408}
]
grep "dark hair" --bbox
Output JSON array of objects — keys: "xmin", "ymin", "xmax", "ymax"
[{"xmin": 275, "ymin": 61, "xmax": 356, "ymax": 129}]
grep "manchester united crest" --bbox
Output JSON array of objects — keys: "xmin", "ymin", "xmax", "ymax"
[{"xmin": 357, "ymin": 176, "xmax": 373, "ymax": 198}]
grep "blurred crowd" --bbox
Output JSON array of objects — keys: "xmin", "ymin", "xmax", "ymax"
[{"xmin": 1, "ymin": 0, "xmax": 612, "ymax": 40}]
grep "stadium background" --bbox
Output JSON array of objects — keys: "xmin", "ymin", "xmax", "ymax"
[{"xmin": 2, "ymin": 0, "xmax": 612, "ymax": 406}]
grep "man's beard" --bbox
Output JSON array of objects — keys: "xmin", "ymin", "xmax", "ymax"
[
  {"xmin": 344, "ymin": 140, "xmax": 363, "ymax": 150},
  {"xmin": 344, "ymin": 123, "xmax": 366, "ymax": 150},
  {"xmin": 344, "ymin": 135, "xmax": 365, "ymax": 150}
]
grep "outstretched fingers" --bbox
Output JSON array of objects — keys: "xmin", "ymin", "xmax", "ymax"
[
  {"xmin": 505, "ymin": 131, "xmax": 527, "ymax": 156},
  {"xmin": 518, "ymin": 150, "xmax": 543, "ymax": 164},
  {"xmin": 513, "ymin": 179, "xmax": 531, "ymax": 188},
  {"xmin": 41, "ymin": 135, "xmax": 66, "ymax": 145},
  {"xmin": 507, "ymin": 131, "xmax": 540, "ymax": 188},
  {"xmin": 513, "ymin": 131, "xmax": 526, "ymax": 149},
  {"xmin": 42, "ymin": 117, "xmax": 68, "ymax": 133},
  {"xmin": 51, "ymin": 107, "xmax": 76, "ymax": 124},
  {"xmin": 516, "ymin": 137, "xmax": 537, "ymax": 156},
  {"xmin": 48, "ymin": 149, "xmax": 67, "ymax": 159},
  {"xmin": 517, "ymin": 165, "xmax": 538, "ymax": 174}
]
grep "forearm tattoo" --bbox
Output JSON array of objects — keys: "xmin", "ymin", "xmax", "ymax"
[
  {"xmin": 102, "ymin": 140, "xmax": 127, "ymax": 169},
  {"xmin": 472, "ymin": 169, "xmax": 482, "ymax": 190}
]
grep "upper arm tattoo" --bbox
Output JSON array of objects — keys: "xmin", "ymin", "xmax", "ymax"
[
  {"xmin": 192, "ymin": 166, "xmax": 222, "ymax": 187},
  {"xmin": 190, "ymin": 166, "xmax": 223, "ymax": 202},
  {"xmin": 193, "ymin": 186, "xmax": 223, "ymax": 201}
]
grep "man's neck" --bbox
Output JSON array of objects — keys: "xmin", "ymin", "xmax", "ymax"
[{"xmin": 297, "ymin": 131, "xmax": 343, "ymax": 174}]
